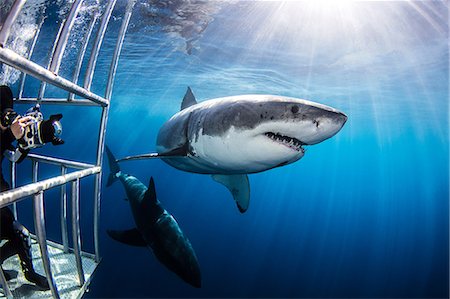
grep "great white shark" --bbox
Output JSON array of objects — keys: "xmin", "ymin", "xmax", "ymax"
[
  {"xmin": 105, "ymin": 146, "xmax": 201, "ymax": 288},
  {"xmin": 118, "ymin": 87, "xmax": 347, "ymax": 213}
]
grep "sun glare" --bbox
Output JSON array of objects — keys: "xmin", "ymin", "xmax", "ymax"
[{"xmin": 301, "ymin": 0, "xmax": 357, "ymax": 10}]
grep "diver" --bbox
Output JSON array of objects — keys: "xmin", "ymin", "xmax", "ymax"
[{"xmin": 0, "ymin": 85, "xmax": 50, "ymax": 290}]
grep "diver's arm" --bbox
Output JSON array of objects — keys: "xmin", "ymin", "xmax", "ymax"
[
  {"xmin": 1, "ymin": 128, "xmax": 15, "ymax": 152},
  {"xmin": 4, "ymin": 117, "xmax": 33, "ymax": 163},
  {"xmin": 2, "ymin": 125, "xmax": 29, "ymax": 164}
]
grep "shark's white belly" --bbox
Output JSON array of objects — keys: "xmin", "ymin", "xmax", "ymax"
[{"xmin": 183, "ymin": 126, "xmax": 303, "ymax": 174}]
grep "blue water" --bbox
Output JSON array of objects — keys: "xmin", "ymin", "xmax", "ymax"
[{"xmin": 1, "ymin": 1, "xmax": 448, "ymax": 298}]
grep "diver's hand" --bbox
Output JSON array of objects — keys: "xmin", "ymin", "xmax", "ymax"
[{"xmin": 10, "ymin": 116, "xmax": 33, "ymax": 140}]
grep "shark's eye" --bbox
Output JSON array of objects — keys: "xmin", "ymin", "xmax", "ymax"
[{"xmin": 291, "ymin": 105, "xmax": 299, "ymax": 114}]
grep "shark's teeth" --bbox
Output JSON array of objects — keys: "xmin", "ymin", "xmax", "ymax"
[{"xmin": 264, "ymin": 132, "xmax": 305, "ymax": 153}]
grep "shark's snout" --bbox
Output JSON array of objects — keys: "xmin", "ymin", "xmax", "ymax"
[
  {"xmin": 337, "ymin": 111, "xmax": 348, "ymax": 126},
  {"xmin": 298, "ymin": 108, "xmax": 347, "ymax": 145}
]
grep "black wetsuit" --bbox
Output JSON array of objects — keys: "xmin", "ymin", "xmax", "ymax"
[
  {"xmin": 1, "ymin": 118, "xmax": 15, "ymax": 190},
  {"xmin": 0, "ymin": 126, "xmax": 30, "ymax": 274},
  {"xmin": 0, "ymin": 92, "xmax": 19, "ymax": 255},
  {"xmin": 0, "ymin": 87, "xmax": 49, "ymax": 290}
]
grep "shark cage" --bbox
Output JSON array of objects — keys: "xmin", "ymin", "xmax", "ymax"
[{"xmin": 0, "ymin": 0, "xmax": 136, "ymax": 298}]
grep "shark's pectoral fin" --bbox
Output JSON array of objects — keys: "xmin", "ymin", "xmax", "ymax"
[
  {"xmin": 107, "ymin": 228, "xmax": 147, "ymax": 247},
  {"xmin": 212, "ymin": 174, "xmax": 250, "ymax": 213}
]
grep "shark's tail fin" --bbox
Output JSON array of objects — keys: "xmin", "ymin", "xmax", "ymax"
[{"xmin": 105, "ymin": 145, "xmax": 121, "ymax": 187}]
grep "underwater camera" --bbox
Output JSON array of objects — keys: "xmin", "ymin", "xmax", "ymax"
[{"xmin": 16, "ymin": 104, "xmax": 64, "ymax": 150}]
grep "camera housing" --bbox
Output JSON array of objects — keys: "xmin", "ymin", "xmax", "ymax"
[{"xmin": 17, "ymin": 105, "xmax": 64, "ymax": 150}]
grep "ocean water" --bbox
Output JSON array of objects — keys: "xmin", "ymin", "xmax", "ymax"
[{"xmin": 0, "ymin": 1, "xmax": 448, "ymax": 298}]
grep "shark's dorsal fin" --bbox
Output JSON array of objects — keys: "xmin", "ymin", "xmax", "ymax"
[
  {"xmin": 212, "ymin": 174, "xmax": 250, "ymax": 213},
  {"xmin": 142, "ymin": 177, "xmax": 165, "ymax": 220},
  {"xmin": 180, "ymin": 87, "xmax": 197, "ymax": 110},
  {"xmin": 107, "ymin": 228, "xmax": 146, "ymax": 247},
  {"xmin": 143, "ymin": 177, "xmax": 157, "ymax": 203}
]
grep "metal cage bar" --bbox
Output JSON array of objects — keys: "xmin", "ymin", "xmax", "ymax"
[
  {"xmin": 27, "ymin": 153, "xmax": 96, "ymax": 169},
  {"xmin": 83, "ymin": 0, "xmax": 116, "ymax": 91},
  {"xmin": 49, "ymin": 0, "xmax": 84, "ymax": 74},
  {"xmin": 105, "ymin": 0, "xmax": 136, "ymax": 100},
  {"xmin": 93, "ymin": 0, "xmax": 135, "ymax": 262},
  {"xmin": 16, "ymin": 97, "xmax": 99, "ymax": 106},
  {"xmin": 71, "ymin": 179, "xmax": 85, "ymax": 286},
  {"xmin": 0, "ymin": 1, "xmax": 137, "ymax": 296},
  {"xmin": 0, "ymin": 47, "xmax": 108, "ymax": 106},
  {"xmin": 18, "ymin": 16, "xmax": 45, "ymax": 100},
  {"xmin": 37, "ymin": 20, "xmax": 65, "ymax": 101},
  {"xmin": 69, "ymin": 14, "xmax": 98, "ymax": 101},
  {"xmin": 32, "ymin": 160, "xmax": 38, "ymax": 183},
  {"xmin": 0, "ymin": 0, "xmax": 26, "ymax": 47},
  {"xmin": 0, "ymin": 166, "xmax": 101, "ymax": 207},
  {"xmin": 10, "ymin": 161, "xmax": 17, "ymax": 219},
  {"xmin": 61, "ymin": 166, "xmax": 69, "ymax": 252},
  {"xmin": 0, "ymin": 265, "xmax": 13, "ymax": 299},
  {"xmin": 33, "ymin": 192, "xmax": 60, "ymax": 299}
]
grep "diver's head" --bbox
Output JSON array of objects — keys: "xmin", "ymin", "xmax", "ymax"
[{"xmin": 0, "ymin": 85, "xmax": 13, "ymax": 111}]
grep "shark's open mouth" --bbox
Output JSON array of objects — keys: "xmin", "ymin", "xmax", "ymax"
[{"xmin": 264, "ymin": 132, "xmax": 305, "ymax": 153}]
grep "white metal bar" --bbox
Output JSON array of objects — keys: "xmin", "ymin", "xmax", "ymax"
[
  {"xmin": 27, "ymin": 153, "xmax": 96, "ymax": 169},
  {"xmin": 105, "ymin": 0, "xmax": 136, "ymax": 100},
  {"xmin": 0, "ymin": 47, "xmax": 109, "ymax": 106},
  {"xmin": 0, "ymin": 166, "xmax": 101, "ymax": 207},
  {"xmin": 15, "ymin": 97, "xmax": 99, "ymax": 106},
  {"xmin": 83, "ymin": 0, "xmax": 116, "ymax": 91},
  {"xmin": 10, "ymin": 161, "xmax": 17, "ymax": 219},
  {"xmin": 0, "ymin": 270, "xmax": 12, "ymax": 299},
  {"xmin": 0, "ymin": 265, "xmax": 13, "ymax": 299},
  {"xmin": 32, "ymin": 160, "xmax": 38, "ymax": 183},
  {"xmin": 94, "ymin": 0, "xmax": 135, "ymax": 262},
  {"xmin": 69, "ymin": 14, "xmax": 97, "ymax": 101},
  {"xmin": 33, "ymin": 191, "xmax": 60, "ymax": 299},
  {"xmin": 71, "ymin": 179, "xmax": 85, "ymax": 286},
  {"xmin": 50, "ymin": 0, "xmax": 83, "ymax": 73},
  {"xmin": 93, "ymin": 145, "xmax": 103, "ymax": 262},
  {"xmin": 93, "ymin": 115, "xmax": 106, "ymax": 260},
  {"xmin": 37, "ymin": 20, "xmax": 65, "ymax": 101},
  {"xmin": 18, "ymin": 16, "xmax": 45, "ymax": 99},
  {"xmin": 61, "ymin": 166, "xmax": 69, "ymax": 253},
  {"xmin": 0, "ymin": 0, "xmax": 26, "ymax": 47}
]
